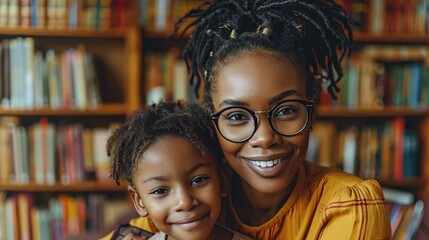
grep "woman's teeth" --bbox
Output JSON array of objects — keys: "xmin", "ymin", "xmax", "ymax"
[{"xmin": 250, "ymin": 158, "xmax": 282, "ymax": 168}]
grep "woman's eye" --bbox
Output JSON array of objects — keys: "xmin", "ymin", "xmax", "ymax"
[
  {"xmin": 276, "ymin": 106, "xmax": 296, "ymax": 116},
  {"xmin": 191, "ymin": 176, "xmax": 209, "ymax": 186},
  {"xmin": 227, "ymin": 113, "xmax": 249, "ymax": 121},
  {"xmin": 150, "ymin": 188, "xmax": 169, "ymax": 196}
]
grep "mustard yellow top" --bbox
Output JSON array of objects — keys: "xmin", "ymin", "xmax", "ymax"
[{"xmin": 101, "ymin": 161, "xmax": 391, "ymax": 240}]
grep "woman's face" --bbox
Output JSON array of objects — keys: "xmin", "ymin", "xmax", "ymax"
[{"xmin": 211, "ymin": 51, "xmax": 312, "ymax": 195}]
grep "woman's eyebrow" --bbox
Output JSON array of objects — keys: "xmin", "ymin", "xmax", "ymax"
[
  {"xmin": 218, "ymin": 99, "xmax": 249, "ymax": 108},
  {"xmin": 269, "ymin": 90, "xmax": 302, "ymax": 105},
  {"xmin": 218, "ymin": 90, "xmax": 303, "ymax": 108}
]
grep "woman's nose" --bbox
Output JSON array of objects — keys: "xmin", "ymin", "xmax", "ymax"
[
  {"xmin": 174, "ymin": 188, "xmax": 199, "ymax": 212},
  {"xmin": 248, "ymin": 116, "xmax": 281, "ymax": 148}
]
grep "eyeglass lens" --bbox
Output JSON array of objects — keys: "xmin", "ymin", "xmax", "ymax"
[{"xmin": 216, "ymin": 101, "xmax": 309, "ymax": 142}]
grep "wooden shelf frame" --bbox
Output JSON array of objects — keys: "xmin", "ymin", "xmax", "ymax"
[{"xmin": 0, "ymin": 181, "xmax": 127, "ymax": 192}]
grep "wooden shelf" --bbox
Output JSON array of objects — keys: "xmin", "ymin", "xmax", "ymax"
[
  {"xmin": 0, "ymin": 27, "xmax": 129, "ymax": 38},
  {"xmin": 0, "ymin": 104, "xmax": 129, "ymax": 116},
  {"xmin": 0, "ymin": 181, "xmax": 127, "ymax": 192},
  {"xmin": 377, "ymin": 177, "xmax": 426, "ymax": 189},
  {"xmin": 317, "ymin": 106, "xmax": 429, "ymax": 118},
  {"xmin": 354, "ymin": 32, "xmax": 429, "ymax": 44}
]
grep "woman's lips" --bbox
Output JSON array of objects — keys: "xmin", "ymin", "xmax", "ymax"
[{"xmin": 242, "ymin": 151, "xmax": 294, "ymax": 177}]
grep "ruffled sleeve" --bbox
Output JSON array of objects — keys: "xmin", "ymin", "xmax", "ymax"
[{"xmin": 319, "ymin": 179, "xmax": 391, "ymax": 240}]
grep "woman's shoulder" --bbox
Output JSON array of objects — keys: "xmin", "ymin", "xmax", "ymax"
[{"xmin": 303, "ymin": 161, "xmax": 385, "ymax": 201}]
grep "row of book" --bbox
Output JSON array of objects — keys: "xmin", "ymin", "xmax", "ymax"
[
  {"xmin": 138, "ymin": 0, "xmax": 201, "ymax": 32},
  {"xmin": 338, "ymin": 0, "xmax": 429, "ymax": 34},
  {"xmin": 307, "ymin": 118, "xmax": 419, "ymax": 181},
  {"xmin": 0, "ymin": 117, "xmax": 117, "ymax": 185},
  {"xmin": 383, "ymin": 188, "xmax": 425, "ymax": 240},
  {"xmin": 0, "ymin": 37, "xmax": 102, "ymax": 110},
  {"xmin": 320, "ymin": 46, "xmax": 429, "ymax": 109},
  {"xmin": 0, "ymin": 0, "xmax": 129, "ymax": 30},
  {"xmin": 0, "ymin": 192, "xmax": 133, "ymax": 240},
  {"xmin": 145, "ymin": 50, "xmax": 195, "ymax": 105}
]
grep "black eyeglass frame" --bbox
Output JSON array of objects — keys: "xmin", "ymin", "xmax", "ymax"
[{"xmin": 210, "ymin": 99, "xmax": 314, "ymax": 143}]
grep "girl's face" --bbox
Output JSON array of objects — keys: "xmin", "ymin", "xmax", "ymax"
[
  {"xmin": 211, "ymin": 51, "xmax": 312, "ymax": 195},
  {"xmin": 129, "ymin": 136, "xmax": 222, "ymax": 240}
]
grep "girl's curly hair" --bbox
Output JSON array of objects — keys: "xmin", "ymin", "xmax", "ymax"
[{"xmin": 107, "ymin": 101, "xmax": 222, "ymax": 185}]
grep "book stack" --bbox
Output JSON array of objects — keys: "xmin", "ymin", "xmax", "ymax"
[
  {"xmin": 307, "ymin": 118, "xmax": 419, "ymax": 180},
  {"xmin": 383, "ymin": 188, "xmax": 425, "ymax": 240},
  {"xmin": 0, "ymin": 37, "xmax": 102, "ymax": 109},
  {"xmin": 0, "ymin": 192, "xmax": 132, "ymax": 239},
  {"xmin": 0, "ymin": 0, "xmax": 128, "ymax": 29}
]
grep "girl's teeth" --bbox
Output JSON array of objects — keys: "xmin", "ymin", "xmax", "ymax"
[{"xmin": 250, "ymin": 159, "xmax": 282, "ymax": 168}]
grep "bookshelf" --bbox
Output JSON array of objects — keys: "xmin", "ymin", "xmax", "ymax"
[
  {"xmin": 0, "ymin": 0, "xmax": 428, "ymax": 239},
  {"xmin": 0, "ymin": 0, "xmax": 141, "ymax": 239},
  {"xmin": 141, "ymin": 0, "xmax": 429, "ymax": 238}
]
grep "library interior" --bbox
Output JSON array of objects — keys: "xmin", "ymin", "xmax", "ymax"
[{"xmin": 0, "ymin": 0, "xmax": 428, "ymax": 239}]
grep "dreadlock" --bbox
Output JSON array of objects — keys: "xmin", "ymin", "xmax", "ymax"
[
  {"xmin": 175, "ymin": 0, "xmax": 355, "ymax": 105},
  {"xmin": 107, "ymin": 101, "xmax": 222, "ymax": 185}
]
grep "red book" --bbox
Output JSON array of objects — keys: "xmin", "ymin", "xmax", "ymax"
[{"xmin": 393, "ymin": 117, "xmax": 405, "ymax": 181}]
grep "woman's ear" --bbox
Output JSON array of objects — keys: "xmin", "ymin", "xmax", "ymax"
[{"xmin": 128, "ymin": 186, "xmax": 148, "ymax": 217}]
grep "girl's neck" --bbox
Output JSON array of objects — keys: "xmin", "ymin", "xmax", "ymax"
[
  {"xmin": 166, "ymin": 224, "xmax": 232, "ymax": 240},
  {"xmin": 232, "ymin": 173, "xmax": 298, "ymax": 226}
]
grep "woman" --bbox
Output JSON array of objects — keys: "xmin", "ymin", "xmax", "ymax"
[{"xmin": 104, "ymin": 0, "xmax": 391, "ymax": 239}]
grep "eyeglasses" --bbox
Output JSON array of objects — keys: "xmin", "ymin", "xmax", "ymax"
[{"xmin": 211, "ymin": 99, "xmax": 313, "ymax": 143}]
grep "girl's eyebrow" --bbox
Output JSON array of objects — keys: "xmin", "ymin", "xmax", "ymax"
[
  {"xmin": 218, "ymin": 90, "xmax": 302, "ymax": 108},
  {"xmin": 142, "ymin": 163, "xmax": 210, "ymax": 184}
]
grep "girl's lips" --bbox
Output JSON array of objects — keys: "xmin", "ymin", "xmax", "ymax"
[{"xmin": 171, "ymin": 212, "xmax": 210, "ymax": 231}]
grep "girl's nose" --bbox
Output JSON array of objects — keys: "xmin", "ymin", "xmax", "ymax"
[{"xmin": 174, "ymin": 188, "xmax": 199, "ymax": 212}]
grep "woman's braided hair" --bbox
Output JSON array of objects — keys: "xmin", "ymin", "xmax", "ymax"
[
  {"xmin": 107, "ymin": 101, "xmax": 222, "ymax": 185},
  {"xmin": 175, "ymin": 0, "xmax": 355, "ymax": 106}
]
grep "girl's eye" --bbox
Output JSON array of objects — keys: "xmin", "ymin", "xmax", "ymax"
[
  {"xmin": 150, "ymin": 188, "xmax": 169, "ymax": 196},
  {"xmin": 191, "ymin": 176, "xmax": 209, "ymax": 186}
]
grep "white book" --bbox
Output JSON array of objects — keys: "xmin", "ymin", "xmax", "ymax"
[
  {"xmin": 5, "ymin": 197, "xmax": 16, "ymax": 240},
  {"xmin": 173, "ymin": 59, "xmax": 188, "ymax": 101},
  {"xmin": 155, "ymin": 0, "xmax": 171, "ymax": 31},
  {"xmin": 46, "ymin": 50, "xmax": 61, "ymax": 108},
  {"xmin": 0, "ymin": 192, "xmax": 5, "ymax": 240},
  {"xmin": 9, "ymin": 38, "xmax": 19, "ymax": 108},
  {"xmin": 72, "ymin": 47, "xmax": 87, "ymax": 108},
  {"xmin": 33, "ymin": 123, "xmax": 44, "ymax": 184},
  {"xmin": 23, "ymin": 38, "xmax": 34, "ymax": 109},
  {"xmin": 46, "ymin": 123, "xmax": 56, "ymax": 184},
  {"xmin": 17, "ymin": 126, "xmax": 29, "ymax": 183},
  {"xmin": 33, "ymin": 51, "xmax": 45, "ymax": 108},
  {"xmin": 383, "ymin": 188, "xmax": 415, "ymax": 205},
  {"xmin": 92, "ymin": 128, "xmax": 110, "ymax": 181},
  {"xmin": 343, "ymin": 126, "xmax": 358, "ymax": 175}
]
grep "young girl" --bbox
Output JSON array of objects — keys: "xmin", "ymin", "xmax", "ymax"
[
  {"xmin": 106, "ymin": 101, "xmax": 254, "ymax": 240},
  {"xmin": 105, "ymin": 0, "xmax": 391, "ymax": 239}
]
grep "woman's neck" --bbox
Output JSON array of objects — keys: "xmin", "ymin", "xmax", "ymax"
[{"xmin": 232, "ymin": 173, "xmax": 298, "ymax": 226}]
